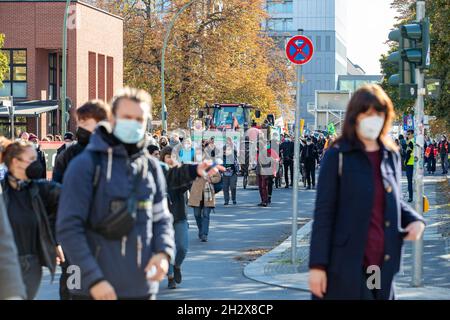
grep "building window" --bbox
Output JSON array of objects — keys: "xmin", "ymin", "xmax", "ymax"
[
  {"xmin": 339, "ymin": 80, "xmax": 355, "ymax": 91},
  {"xmin": 267, "ymin": 18, "xmax": 293, "ymax": 32},
  {"xmin": 266, "ymin": 0, "xmax": 293, "ymax": 14},
  {"xmin": 316, "ymin": 36, "xmax": 322, "ymax": 51},
  {"xmin": 88, "ymin": 52, "xmax": 97, "ymax": 100},
  {"xmin": 107, "ymin": 57, "xmax": 114, "ymax": 102},
  {"xmin": 98, "ymin": 54, "xmax": 106, "ymax": 101},
  {"xmin": 49, "ymin": 53, "xmax": 57, "ymax": 100},
  {"xmin": 325, "ymin": 36, "xmax": 331, "ymax": 51},
  {"xmin": 0, "ymin": 49, "xmax": 27, "ymax": 98}
]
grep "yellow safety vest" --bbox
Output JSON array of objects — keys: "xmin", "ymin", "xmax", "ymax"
[{"xmin": 406, "ymin": 138, "xmax": 415, "ymax": 166}]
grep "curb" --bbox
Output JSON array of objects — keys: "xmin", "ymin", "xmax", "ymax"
[
  {"xmin": 244, "ymin": 219, "xmax": 450, "ymax": 299},
  {"xmin": 243, "ymin": 220, "xmax": 313, "ymax": 292}
]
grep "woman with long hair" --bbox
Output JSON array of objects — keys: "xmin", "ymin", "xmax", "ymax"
[
  {"xmin": 2, "ymin": 141, "xmax": 64, "ymax": 299},
  {"xmin": 308, "ymin": 84, "xmax": 425, "ymax": 300}
]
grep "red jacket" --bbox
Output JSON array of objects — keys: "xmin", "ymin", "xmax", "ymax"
[{"xmin": 425, "ymin": 145, "xmax": 437, "ymax": 158}]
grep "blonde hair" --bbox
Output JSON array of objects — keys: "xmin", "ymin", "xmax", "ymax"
[{"xmin": 111, "ymin": 87, "xmax": 153, "ymax": 115}]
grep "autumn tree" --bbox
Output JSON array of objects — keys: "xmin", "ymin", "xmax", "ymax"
[
  {"xmin": 0, "ymin": 34, "xmax": 9, "ymax": 87},
  {"xmin": 94, "ymin": 0, "xmax": 293, "ymax": 128}
]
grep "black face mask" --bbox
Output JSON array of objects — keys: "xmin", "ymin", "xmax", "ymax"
[
  {"xmin": 25, "ymin": 160, "xmax": 44, "ymax": 180},
  {"xmin": 76, "ymin": 127, "xmax": 92, "ymax": 146}
]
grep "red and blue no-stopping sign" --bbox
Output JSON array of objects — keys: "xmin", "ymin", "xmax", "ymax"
[{"xmin": 286, "ymin": 35, "xmax": 314, "ymax": 65}]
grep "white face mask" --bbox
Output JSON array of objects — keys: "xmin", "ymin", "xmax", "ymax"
[{"xmin": 358, "ymin": 115, "xmax": 385, "ymax": 141}]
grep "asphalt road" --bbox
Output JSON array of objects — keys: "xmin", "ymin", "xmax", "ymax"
[{"xmin": 36, "ymin": 179, "xmax": 316, "ymax": 300}]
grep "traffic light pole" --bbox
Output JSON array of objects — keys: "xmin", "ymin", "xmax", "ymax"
[{"xmin": 412, "ymin": 0, "xmax": 425, "ymax": 287}]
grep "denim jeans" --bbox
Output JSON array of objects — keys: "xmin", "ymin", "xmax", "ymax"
[
  {"xmin": 19, "ymin": 255, "xmax": 42, "ymax": 300},
  {"xmin": 168, "ymin": 219, "xmax": 189, "ymax": 276},
  {"xmin": 223, "ymin": 174, "xmax": 238, "ymax": 203},
  {"xmin": 193, "ymin": 207, "xmax": 211, "ymax": 238}
]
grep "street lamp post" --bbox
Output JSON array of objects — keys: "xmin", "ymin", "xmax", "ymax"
[
  {"xmin": 161, "ymin": 0, "xmax": 198, "ymax": 134},
  {"xmin": 4, "ymin": 96, "xmax": 14, "ymax": 139},
  {"xmin": 61, "ymin": 0, "xmax": 71, "ymax": 136}
]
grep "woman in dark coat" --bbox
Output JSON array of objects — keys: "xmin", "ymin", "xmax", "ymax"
[
  {"xmin": 2, "ymin": 141, "xmax": 63, "ymax": 299},
  {"xmin": 309, "ymin": 84, "xmax": 425, "ymax": 300}
]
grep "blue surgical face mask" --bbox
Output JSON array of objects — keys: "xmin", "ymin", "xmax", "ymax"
[{"xmin": 113, "ymin": 118, "xmax": 145, "ymax": 144}]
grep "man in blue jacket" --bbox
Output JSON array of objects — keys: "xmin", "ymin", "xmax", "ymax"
[{"xmin": 56, "ymin": 88, "xmax": 174, "ymax": 300}]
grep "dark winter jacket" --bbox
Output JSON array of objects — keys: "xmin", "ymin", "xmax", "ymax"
[
  {"xmin": 36, "ymin": 147, "xmax": 47, "ymax": 179},
  {"xmin": 162, "ymin": 164, "xmax": 198, "ymax": 223},
  {"xmin": 52, "ymin": 142, "xmax": 87, "ymax": 183},
  {"xmin": 0, "ymin": 184, "xmax": 26, "ymax": 299},
  {"xmin": 56, "ymin": 144, "xmax": 66, "ymax": 157},
  {"xmin": 309, "ymin": 140, "xmax": 425, "ymax": 300},
  {"xmin": 280, "ymin": 140, "xmax": 294, "ymax": 161},
  {"xmin": 56, "ymin": 123, "xmax": 175, "ymax": 298},
  {"xmin": 2, "ymin": 177, "xmax": 60, "ymax": 278},
  {"xmin": 438, "ymin": 140, "xmax": 449, "ymax": 155},
  {"xmin": 301, "ymin": 144, "xmax": 319, "ymax": 166}
]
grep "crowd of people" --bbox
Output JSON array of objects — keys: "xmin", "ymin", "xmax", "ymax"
[
  {"xmin": 395, "ymin": 131, "xmax": 449, "ymax": 202},
  {"xmin": 0, "ymin": 88, "xmax": 223, "ymax": 299},
  {"xmin": 0, "ymin": 83, "xmax": 444, "ymax": 300}
]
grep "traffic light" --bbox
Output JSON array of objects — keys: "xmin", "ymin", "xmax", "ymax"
[
  {"xmin": 401, "ymin": 18, "xmax": 430, "ymax": 69},
  {"xmin": 387, "ymin": 18, "xmax": 430, "ymax": 99}
]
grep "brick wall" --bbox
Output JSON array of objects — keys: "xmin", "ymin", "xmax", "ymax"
[
  {"xmin": 0, "ymin": 2, "xmax": 77, "ymax": 103},
  {"xmin": 76, "ymin": 3, "xmax": 123, "ymax": 108},
  {"xmin": 0, "ymin": 1, "xmax": 123, "ymax": 134}
]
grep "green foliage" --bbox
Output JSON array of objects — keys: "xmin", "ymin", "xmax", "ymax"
[{"xmin": 381, "ymin": 0, "xmax": 450, "ymax": 129}]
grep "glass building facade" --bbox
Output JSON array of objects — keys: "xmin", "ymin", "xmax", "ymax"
[
  {"xmin": 265, "ymin": 0, "xmax": 349, "ymax": 127},
  {"xmin": 337, "ymin": 75, "xmax": 383, "ymax": 92}
]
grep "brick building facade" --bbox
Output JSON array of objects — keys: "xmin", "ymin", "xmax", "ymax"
[{"xmin": 0, "ymin": 0, "xmax": 123, "ymax": 138}]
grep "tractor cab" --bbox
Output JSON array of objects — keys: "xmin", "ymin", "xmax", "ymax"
[{"xmin": 198, "ymin": 103, "xmax": 261, "ymax": 131}]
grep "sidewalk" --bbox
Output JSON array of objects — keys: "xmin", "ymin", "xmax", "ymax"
[{"xmin": 244, "ymin": 175, "xmax": 450, "ymax": 300}]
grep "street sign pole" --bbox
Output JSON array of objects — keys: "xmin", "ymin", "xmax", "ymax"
[
  {"xmin": 291, "ymin": 62, "xmax": 302, "ymax": 264},
  {"xmin": 291, "ymin": 29, "xmax": 304, "ymax": 264},
  {"xmin": 285, "ymin": 30, "xmax": 313, "ymax": 264},
  {"xmin": 412, "ymin": 0, "xmax": 426, "ymax": 287}
]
